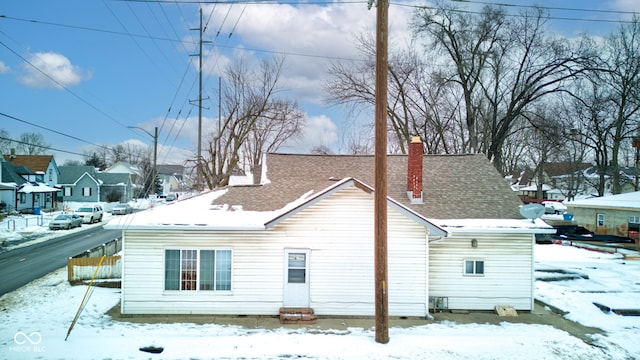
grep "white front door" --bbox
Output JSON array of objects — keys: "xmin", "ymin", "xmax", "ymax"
[{"xmin": 283, "ymin": 249, "xmax": 310, "ymax": 307}]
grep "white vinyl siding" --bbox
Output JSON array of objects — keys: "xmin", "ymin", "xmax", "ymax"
[
  {"xmin": 121, "ymin": 187, "xmax": 429, "ymax": 316},
  {"xmin": 429, "ymin": 233, "xmax": 534, "ymax": 311}
]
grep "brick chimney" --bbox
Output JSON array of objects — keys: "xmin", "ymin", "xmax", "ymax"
[{"xmin": 407, "ymin": 136, "xmax": 423, "ymax": 204}]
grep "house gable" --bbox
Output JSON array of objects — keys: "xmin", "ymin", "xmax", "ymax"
[{"xmin": 264, "ymin": 177, "xmax": 448, "ymax": 237}]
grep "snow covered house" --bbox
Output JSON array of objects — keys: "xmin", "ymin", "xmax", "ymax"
[
  {"xmin": 107, "ymin": 138, "xmax": 552, "ymax": 317},
  {"xmin": 565, "ymin": 191, "xmax": 640, "ymax": 242}
]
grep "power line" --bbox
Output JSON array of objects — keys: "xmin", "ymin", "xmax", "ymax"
[
  {"xmin": 444, "ymin": 0, "xmax": 639, "ymax": 16},
  {"xmin": 0, "ymin": 135, "xmax": 89, "ymax": 157},
  {"xmin": 0, "ymin": 112, "xmax": 111, "ymax": 151},
  {"xmin": 396, "ymin": 2, "xmax": 639, "ymax": 25},
  {"xmin": 0, "ymin": 39, "xmax": 131, "ymax": 130}
]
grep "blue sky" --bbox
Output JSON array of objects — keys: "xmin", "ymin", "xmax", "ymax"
[{"xmin": 0, "ymin": 0, "xmax": 638, "ymax": 166}]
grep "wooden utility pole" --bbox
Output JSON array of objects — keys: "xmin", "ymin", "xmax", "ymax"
[{"xmin": 373, "ymin": 0, "xmax": 389, "ymax": 344}]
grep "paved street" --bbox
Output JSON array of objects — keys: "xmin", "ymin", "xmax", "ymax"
[{"xmin": 0, "ymin": 226, "xmax": 121, "ymax": 296}]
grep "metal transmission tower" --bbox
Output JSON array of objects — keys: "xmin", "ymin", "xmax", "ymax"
[{"xmin": 190, "ymin": 8, "xmax": 211, "ymax": 191}]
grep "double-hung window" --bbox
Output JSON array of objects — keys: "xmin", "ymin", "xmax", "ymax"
[
  {"xmin": 464, "ymin": 259, "xmax": 484, "ymax": 276},
  {"xmin": 165, "ymin": 249, "xmax": 232, "ymax": 291}
]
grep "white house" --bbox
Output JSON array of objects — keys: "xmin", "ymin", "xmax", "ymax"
[{"xmin": 106, "ymin": 138, "xmax": 553, "ymax": 317}]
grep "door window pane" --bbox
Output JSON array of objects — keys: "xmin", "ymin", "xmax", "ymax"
[{"xmin": 288, "ymin": 269, "xmax": 306, "ymax": 284}]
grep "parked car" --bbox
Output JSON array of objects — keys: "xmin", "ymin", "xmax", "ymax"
[
  {"xmin": 542, "ymin": 201, "xmax": 567, "ymax": 215},
  {"xmin": 165, "ymin": 193, "xmax": 177, "ymax": 202},
  {"xmin": 553, "ymin": 225, "xmax": 634, "ymax": 244},
  {"xmin": 49, "ymin": 214, "xmax": 83, "ymax": 230},
  {"xmin": 112, "ymin": 203, "xmax": 133, "ymax": 215},
  {"xmin": 75, "ymin": 205, "xmax": 104, "ymax": 224}
]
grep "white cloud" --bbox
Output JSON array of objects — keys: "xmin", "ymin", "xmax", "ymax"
[
  {"xmin": 200, "ymin": 3, "xmax": 414, "ymax": 107},
  {"xmin": 0, "ymin": 61, "xmax": 9, "ymax": 74},
  {"xmin": 282, "ymin": 114, "xmax": 339, "ymax": 153},
  {"xmin": 19, "ymin": 52, "xmax": 89, "ymax": 88},
  {"xmin": 611, "ymin": 0, "xmax": 640, "ymax": 12}
]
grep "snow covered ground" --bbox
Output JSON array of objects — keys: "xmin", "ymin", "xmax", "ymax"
[{"xmin": 1, "ymin": 207, "xmax": 639, "ymax": 359}]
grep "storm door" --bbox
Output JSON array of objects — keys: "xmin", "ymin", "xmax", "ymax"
[{"xmin": 283, "ymin": 249, "xmax": 310, "ymax": 307}]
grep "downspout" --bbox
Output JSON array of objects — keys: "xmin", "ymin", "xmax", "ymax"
[{"xmin": 425, "ymin": 230, "xmax": 431, "ymax": 320}]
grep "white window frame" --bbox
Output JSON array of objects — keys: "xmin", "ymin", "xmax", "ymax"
[
  {"xmin": 463, "ymin": 259, "xmax": 485, "ymax": 276},
  {"xmin": 597, "ymin": 213, "xmax": 605, "ymax": 227},
  {"xmin": 164, "ymin": 248, "xmax": 233, "ymax": 292},
  {"xmin": 629, "ymin": 216, "xmax": 640, "ymax": 224},
  {"xmin": 64, "ymin": 187, "xmax": 72, "ymax": 196},
  {"xmin": 82, "ymin": 187, "xmax": 92, "ymax": 197}
]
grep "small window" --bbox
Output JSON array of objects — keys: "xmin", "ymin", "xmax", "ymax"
[
  {"xmin": 64, "ymin": 187, "xmax": 72, "ymax": 196},
  {"xmin": 597, "ymin": 214, "xmax": 605, "ymax": 227},
  {"xmin": 630, "ymin": 216, "xmax": 640, "ymax": 224},
  {"xmin": 464, "ymin": 260, "xmax": 484, "ymax": 276},
  {"xmin": 48, "ymin": 169, "xmax": 53, "ymax": 181},
  {"xmin": 82, "ymin": 187, "xmax": 92, "ymax": 197}
]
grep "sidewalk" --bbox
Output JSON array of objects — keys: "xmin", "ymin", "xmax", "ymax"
[{"xmin": 106, "ymin": 301, "xmax": 604, "ymax": 345}]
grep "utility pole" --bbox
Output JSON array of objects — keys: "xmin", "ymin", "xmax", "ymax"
[
  {"xmin": 197, "ymin": 9, "xmax": 203, "ymax": 192},
  {"xmin": 190, "ymin": 9, "xmax": 210, "ymax": 191},
  {"xmin": 370, "ymin": 0, "xmax": 389, "ymax": 344}
]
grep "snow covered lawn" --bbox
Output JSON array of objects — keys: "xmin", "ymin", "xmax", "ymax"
[{"xmin": 0, "ymin": 244, "xmax": 639, "ymax": 359}]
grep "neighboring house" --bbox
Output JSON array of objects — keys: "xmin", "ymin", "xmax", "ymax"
[
  {"xmin": 97, "ymin": 172, "xmax": 133, "ymax": 203},
  {"xmin": 565, "ymin": 191, "xmax": 640, "ymax": 242},
  {"xmin": 0, "ymin": 156, "xmax": 59, "ymax": 212},
  {"xmin": 156, "ymin": 165, "xmax": 186, "ymax": 195},
  {"xmin": 107, "ymin": 138, "xmax": 552, "ymax": 317},
  {"xmin": 59, "ymin": 164, "xmax": 135, "ymax": 204},
  {"xmin": 3, "ymin": 154, "xmax": 60, "ymax": 187},
  {"xmin": 0, "ymin": 158, "xmax": 25, "ymax": 212},
  {"xmin": 58, "ymin": 166, "xmax": 102, "ymax": 203}
]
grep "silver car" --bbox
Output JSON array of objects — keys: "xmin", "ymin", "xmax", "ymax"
[
  {"xmin": 112, "ymin": 203, "xmax": 133, "ymax": 215},
  {"xmin": 49, "ymin": 214, "xmax": 83, "ymax": 230}
]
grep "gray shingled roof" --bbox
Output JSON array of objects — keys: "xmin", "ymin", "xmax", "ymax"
[
  {"xmin": 97, "ymin": 172, "xmax": 131, "ymax": 185},
  {"xmin": 213, "ymin": 153, "xmax": 523, "ymax": 219},
  {"xmin": 58, "ymin": 166, "xmax": 98, "ymax": 185}
]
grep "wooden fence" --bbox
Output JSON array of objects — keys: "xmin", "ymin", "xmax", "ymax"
[
  {"xmin": 67, "ymin": 255, "xmax": 122, "ymax": 283},
  {"xmin": 67, "ymin": 237, "xmax": 123, "ymax": 283}
]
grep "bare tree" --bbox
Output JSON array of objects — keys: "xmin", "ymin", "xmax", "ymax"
[
  {"xmin": 567, "ymin": 76, "xmax": 617, "ymax": 196},
  {"xmin": 603, "ymin": 16, "xmax": 640, "ymax": 193},
  {"xmin": 325, "ymin": 32, "xmax": 461, "ymax": 154},
  {"xmin": 0, "ymin": 129, "xmax": 12, "ymax": 155},
  {"xmin": 202, "ymin": 55, "xmax": 302, "ymax": 188},
  {"xmin": 16, "ymin": 132, "xmax": 50, "ymax": 155},
  {"xmin": 412, "ymin": 3, "xmax": 507, "ymax": 154},
  {"xmin": 524, "ymin": 106, "xmax": 564, "ymax": 199},
  {"xmin": 242, "ymin": 98, "xmax": 305, "ymax": 184}
]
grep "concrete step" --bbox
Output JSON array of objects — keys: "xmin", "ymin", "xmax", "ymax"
[{"xmin": 279, "ymin": 307, "xmax": 317, "ymax": 324}]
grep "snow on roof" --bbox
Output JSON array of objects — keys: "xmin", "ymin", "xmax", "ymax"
[
  {"xmin": 17, "ymin": 183, "xmax": 60, "ymax": 193},
  {"xmin": 433, "ymin": 218, "xmax": 555, "ymax": 234},
  {"xmin": 106, "ymin": 178, "xmax": 550, "ymax": 235},
  {"xmin": 519, "ymin": 184, "xmax": 553, "ymax": 191},
  {"xmin": 105, "ymin": 190, "xmax": 274, "ymax": 230},
  {"xmin": 566, "ymin": 191, "xmax": 640, "ymax": 210}
]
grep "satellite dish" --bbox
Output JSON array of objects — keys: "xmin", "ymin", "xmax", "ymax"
[{"xmin": 520, "ymin": 203, "xmax": 545, "ymax": 223}]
